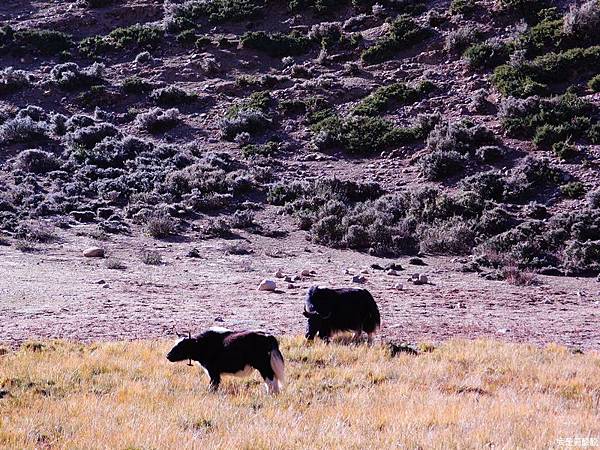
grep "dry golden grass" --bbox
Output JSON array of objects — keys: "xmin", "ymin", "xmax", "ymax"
[{"xmin": 1, "ymin": 338, "xmax": 599, "ymax": 449}]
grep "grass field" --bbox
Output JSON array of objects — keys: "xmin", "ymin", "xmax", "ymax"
[{"xmin": 1, "ymin": 338, "xmax": 599, "ymax": 449}]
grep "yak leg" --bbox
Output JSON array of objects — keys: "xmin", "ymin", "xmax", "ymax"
[
  {"xmin": 208, "ymin": 372, "xmax": 221, "ymax": 392},
  {"xmin": 367, "ymin": 332, "xmax": 376, "ymax": 345}
]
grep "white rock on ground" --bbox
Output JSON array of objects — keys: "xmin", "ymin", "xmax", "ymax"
[
  {"xmin": 83, "ymin": 247, "xmax": 105, "ymax": 258},
  {"xmin": 394, "ymin": 283, "xmax": 403, "ymax": 290},
  {"xmin": 258, "ymin": 279, "xmax": 277, "ymax": 291}
]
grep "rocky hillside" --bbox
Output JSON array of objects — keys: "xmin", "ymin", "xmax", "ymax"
[{"xmin": 0, "ymin": 0, "xmax": 599, "ymax": 278}]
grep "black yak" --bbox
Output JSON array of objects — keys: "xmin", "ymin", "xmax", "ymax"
[
  {"xmin": 167, "ymin": 327, "xmax": 285, "ymax": 394},
  {"xmin": 303, "ymin": 286, "xmax": 381, "ymax": 343}
]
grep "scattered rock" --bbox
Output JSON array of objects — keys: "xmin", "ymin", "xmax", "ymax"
[
  {"xmin": 360, "ymin": 269, "xmax": 369, "ymax": 274},
  {"xmin": 386, "ymin": 262, "xmax": 403, "ymax": 271},
  {"xmin": 275, "ymin": 269, "xmax": 285, "ymax": 278},
  {"xmin": 393, "ymin": 283, "xmax": 403, "ymax": 290},
  {"xmin": 497, "ymin": 328, "xmax": 509, "ymax": 334},
  {"xmin": 258, "ymin": 279, "xmax": 276, "ymax": 291},
  {"xmin": 300, "ymin": 269, "xmax": 312, "ymax": 277},
  {"xmin": 419, "ymin": 274, "xmax": 428, "ymax": 284},
  {"xmin": 387, "ymin": 269, "xmax": 399, "ymax": 276},
  {"xmin": 83, "ymin": 247, "xmax": 105, "ymax": 258},
  {"xmin": 94, "ymin": 279, "xmax": 106, "ymax": 285},
  {"xmin": 371, "ymin": 263, "xmax": 385, "ymax": 270},
  {"xmin": 409, "ymin": 257, "xmax": 427, "ymax": 266},
  {"xmin": 344, "ymin": 268, "xmax": 354, "ymax": 275},
  {"xmin": 186, "ymin": 248, "xmax": 201, "ymax": 258},
  {"xmin": 352, "ymin": 275, "xmax": 367, "ymax": 284},
  {"xmin": 284, "ymin": 275, "xmax": 293, "ymax": 282}
]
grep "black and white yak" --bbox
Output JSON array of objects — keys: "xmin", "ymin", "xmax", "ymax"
[
  {"xmin": 167, "ymin": 327, "xmax": 285, "ymax": 394},
  {"xmin": 303, "ymin": 286, "xmax": 381, "ymax": 343}
]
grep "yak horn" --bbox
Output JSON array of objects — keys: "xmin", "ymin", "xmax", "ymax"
[{"xmin": 304, "ymin": 306, "xmax": 319, "ymax": 317}]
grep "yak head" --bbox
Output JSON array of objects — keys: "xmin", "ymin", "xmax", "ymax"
[
  {"xmin": 166, "ymin": 336, "xmax": 197, "ymax": 362},
  {"xmin": 303, "ymin": 286, "xmax": 331, "ymax": 341}
]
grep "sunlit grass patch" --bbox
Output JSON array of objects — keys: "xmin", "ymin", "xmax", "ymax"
[{"xmin": 0, "ymin": 338, "xmax": 599, "ymax": 449}]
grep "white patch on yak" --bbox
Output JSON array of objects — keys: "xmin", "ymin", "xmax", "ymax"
[{"xmin": 208, "ymin": 326, "xmax": 232, "ymax": 334}]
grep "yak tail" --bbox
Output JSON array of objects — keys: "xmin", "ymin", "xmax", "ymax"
[{"xmin": 269, "ymin": 342, "xmax": 285, "ymax": 392}]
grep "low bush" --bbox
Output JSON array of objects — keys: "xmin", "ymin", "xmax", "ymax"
[
  {"xmin": 0, "ymin": 115, "xmax": 48, "ymax": 145},
  {"xmin": 11, "ymin": 28, "xmax": 72, "ymax": 55},
  {"xmin": 165, "ymin": 0, "xmax": 265, "ymax": 31},
  {"xmin": 588, "ymin": 74, "xmax": 600, "ymax": 92},
  {"xmin": 499, "ymin": 92, "xmax": 595, "ymax": 148},
  {"xmin": 449, "ymin": 0, "xmax": 476, "ymax": 15},
  {"xmin": 150, "ymin": 86, "xmax": 196, "ymax": 106},
  {"xmin": 563, "ymin": 0, "xmax": 600, "ymax": 43},
  {"xmin": 463, "ymin": 40, "xmax": 511, "ymax": 70},
  {"xmin": 145, "ymin": 212, "xmax": 175, "ymax": 238},
  {"xmin": 122, "ymin": 77, "xmax": 153, "ymax": 94},
  {"xmin": 353, "ymin": 81, "xmax": 435, "ymax": 116},
  {"xmin": 222, "ymin": 109, "xmax": 271, "ymax": 141},
  {"xmin": 587, "ymin": 189, "xmax": 600, "ymax": 209},
  {"xmin": 361, "ymin": 15, "xmax": 432, "ymax": 65},
  {"xmin": 497, "ymin": 0, "xmax": 549, "ymax": 21},
  {"xmin": 241, "ymin": 31, "xmax": 312, "ymax": 57},
  {"xmin": 14, "ymin": 149, "xmax": 60, "ymax": 174},
  {"xmin": 445, "ymin": 27, "xmax": 481, "ymax": 54},
  {"xmin": 552, "ymin": 141, "xmax": 578, "ymax": 160},
  {"xmin": 0, "ymin": 67, "xmax": 30, "ymax": 94},
  {"xmin": 79, "ymin": 24, "xmax": 164, "ymax": 57},
  {"xmin": 50, "ymin": 62, "xmax": 104, "ymax": 90},
  {"xmin": 560, "ymin": 181, "xmax": 585, "ymax": 199},
  {"xmin": 312, "ymin": 114, "xmax": 422, "ymax": 154},
  {"xmin": 136, "ymin": 108, "xmax": 180, "ymax": 133}
]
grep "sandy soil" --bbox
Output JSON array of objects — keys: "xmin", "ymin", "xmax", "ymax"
[{"xmin": 2, "ymin": 225, "xmax": 599, "ymax": 350}]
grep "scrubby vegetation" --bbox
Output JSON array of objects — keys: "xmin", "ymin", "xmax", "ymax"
[{"xmin": 0, "ymin": 0, "xmax": 598, "ymax": 279}]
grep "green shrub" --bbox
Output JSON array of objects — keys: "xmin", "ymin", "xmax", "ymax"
[
  {"xmin": 79, "ymin": 24, "xmax": 164, "ymax": 57},
  {"xmin": 588, "ymin": 74, "xmax": 600, "ymax": 92},
  {"xmin": 560, "ymin": 181, "xmax": 585, "ymax": 198},
  {"xmin": 552, "ymin": 141, "xmax": 578, "ymax": 160},
  {"xmin": 150, "ymin": 86, "xmax": 196, "ymax": 106},
  {"xmin": 241, "ymin": 141, "xmax": 280, "ymax": 157},
  {"xmin": 418, "ymin": 218, "xmax": 476, "ymax": 255},
  {"xmin": 518, "ymin": 17, "xmax": 564, "ymax": 56},
  {"xmin": 497, "ymin": 0, "xmax": 549, "ymax": 21},
  {"xmin": 122, "ymin": 76, "xmax": 153, "ymax": 94},
  {"xmin": 449, "ymin": 0, "xmax": 476, "ymax": 15},
  {"xmin": 500, "ymin": 92, "xmax": 595, "ymax": 147},
  {"xmin": 463, "ymin": 40, "xmax": 511, "ymax": 70},
  {"xmin": 361, "ymin": 15, "xmax": 432, "ymax": 65},
  {"xmin": 419, "ymin": 150, "xmax": 466, "ymax": 180},
  {"xmin": 226, "ymin": 91, "xmax": 272, "ymax": 118},
  {"xmin": 491, "ymin": 64, "xmax": 546, "ymax": 97},
  {"xmin": 11, "ymin": 29, "xmax": 72, "ymax": 55},
  {"xmin": 353, "ymin": 81, "xmax": 435, "ymax": 116},
  {"xmin": 241, "ymin": 31, "xmax": 312, "ymax": 57},
  {"xmin": 312, "ymin": 114, "xmax": 422, "ymax": 154},
  {"xmin": 166, "ymin": 0, "xmax": 265, "ymax": 31},
  {"xmin": 288, "ymin": 0, "xmax": 340, "ymax": 15}
]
